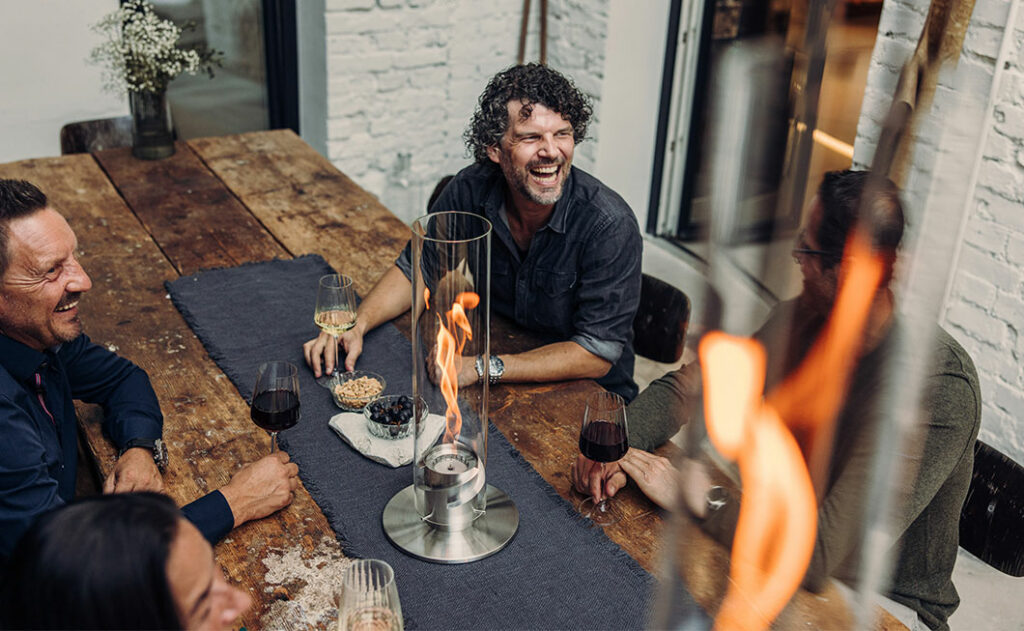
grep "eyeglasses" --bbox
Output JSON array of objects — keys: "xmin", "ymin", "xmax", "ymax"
[
  {"xmin": 791, "ymin": 246, "xmax": 835, "ymax": 258},
  {"xmin": 791, "ymin": 231, "xmax": 838, "ymax": 263}
]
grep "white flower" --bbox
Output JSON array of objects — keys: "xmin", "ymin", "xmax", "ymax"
[{"xmin": 88, "ymin": 0, "xmax": 220, "ymax": 95}]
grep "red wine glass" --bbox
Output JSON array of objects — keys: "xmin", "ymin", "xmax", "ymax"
[
  {"xmin": 250, "ymin": 361, "xmax": 300, "ymax": 453},
  {"xmin": 578, "ymin": 390, "xmax": 629, "ymax": 526}
]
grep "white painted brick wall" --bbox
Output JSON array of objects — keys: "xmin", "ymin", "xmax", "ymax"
[
  {"xmin": 854, "ymin": 0, "xmax": 1024, "ymax": 462},
  {"xmin": 311, "ymin": 0, "xmax": 609, "ymax": 225}
]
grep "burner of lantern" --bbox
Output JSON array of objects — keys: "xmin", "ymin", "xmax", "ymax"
[{"xmin": 423, "ymin": 443, "xmax": 479, "ymax": 488}]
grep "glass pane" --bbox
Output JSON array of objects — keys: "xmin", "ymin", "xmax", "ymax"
[{"xmin": 151, "ymin": 0, "xmax": 270, "ymax": 138}]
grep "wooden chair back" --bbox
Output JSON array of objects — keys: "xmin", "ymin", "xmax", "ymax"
[
  {"xmin": 959, "ymin": 439, "xmax": 1024, "ymax": 576},
  {"xmin": 59, "ymin": 116, "xmax": 134, "ymax": 154},
  {"xmin": 632, "ymin": 274, "xmax": 690, "ymax": 364}
]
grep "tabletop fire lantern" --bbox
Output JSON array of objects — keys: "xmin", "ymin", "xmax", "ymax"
[{"xmin": 382, "ymin": 211, "xmax": 518, "ymax": 563}]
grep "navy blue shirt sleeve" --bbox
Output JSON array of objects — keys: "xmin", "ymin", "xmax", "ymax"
[
  {"xmin": 0, "ymin": 393, "xmax": 64, "ymax": 558},
  {"xmin": 181, "ymin": 490, "xmax": 235, "ymax": 544},
  {"xmin": 58, "ymin": 334, "xmax": 163, "ymax": 448},
  {"xmin": 570, "ymin": 211, "xmax": 643, "ymax": 366}
]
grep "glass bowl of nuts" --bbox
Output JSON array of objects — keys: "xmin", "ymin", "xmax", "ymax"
[
  {"xmin": 363, "ymin": 395, "xmax": 427, "ymax": 440},
  {"xmin": 330, "ymin": 371, "xmax": 386, "ymax": 411}
]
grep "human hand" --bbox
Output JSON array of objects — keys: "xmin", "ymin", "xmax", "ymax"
[
  {"xmin": 219, "ymin": 451, "xmax": 300, "ymax": 527},
  {"xmin": 103, "ymin": 447, "xmax": 164, "ymax": 494},
  {"xmin": 303, "ymin": 326, "xmax": 365, "ymax": 377},
  {"xmin": 618, "ymin": 448, "xmax": 681, "ymax": 511},
  {"xmin": 571, "ymin": 454, "xmax": 626, "ymax": 503}
]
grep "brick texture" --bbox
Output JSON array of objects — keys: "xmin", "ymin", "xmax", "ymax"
[
  {"xmin": 315, "ymin": 0, "xmax": 609, "ymax": 224},
  {"xmin": 854, "ymin": 0, "xmax": 1024, "ymax": 462}
]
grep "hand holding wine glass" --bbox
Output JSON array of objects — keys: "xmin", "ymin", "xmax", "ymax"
[
  {"xmin": 314, "ymin": 273, "xmax": 358, "ymax": 388},
  {"xmin": 250, "ymin": 361, "xmax": 300, "ymax": 453},
  {"xmin": 578, "ymin": 390, "xmax": 629, "ymax": 526}
]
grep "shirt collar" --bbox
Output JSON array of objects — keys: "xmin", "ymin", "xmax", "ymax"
[
  {"xmin": 0, "ymin": 334, "xmax": 50, "ymax": 381},
  {"xmin": 481, "ymin": 166, "xmax": 576, "ymax": 235}
]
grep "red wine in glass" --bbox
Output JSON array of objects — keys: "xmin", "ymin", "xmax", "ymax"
[
  {"xmin": 579, "ymin": 420, "xmax": 628, "ymax": 462},
  {"xmin": 251, "ymin": 390, "xmax": 300, "ymax": 432},
  {"xmin": 251, "ymin": 361, "xmax": 300, "ymax": 452},
  {"xmin": 578, "ymin": 391, "xmax": 629, "ymax": 526}
]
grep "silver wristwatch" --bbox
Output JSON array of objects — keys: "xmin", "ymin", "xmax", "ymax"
[
  {"xmin": 475, "ymin": 355, "xmax": 505, "ymax": 385},
  {"xmin": 705, "ymin": 485, "xmax": 729, "ymax": 515}
]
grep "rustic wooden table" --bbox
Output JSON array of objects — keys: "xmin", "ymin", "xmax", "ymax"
[{"xmin": 0, "ymin": 130, "xmax": 898, "ymax": 630}]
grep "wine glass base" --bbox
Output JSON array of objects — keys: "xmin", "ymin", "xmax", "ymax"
[
  {"xmin": 579, "ymin": 497, "xmax": 622, "ymax": 527},
  {"xmin": 315, "ymin": 371, "xmax": 339, "ymax": 389}
]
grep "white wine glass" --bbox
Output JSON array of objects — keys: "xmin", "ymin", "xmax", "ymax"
[
  {"xmin": 337, "ymin": 559, "xmax": 403, "ymax": 631},
  {"xmin": 315, "ymin": 273, "xmax": 358, "ymax": 388},
  {"xmin": 578, "ymin": 390, "xmax": 629, "ymax": 526}
]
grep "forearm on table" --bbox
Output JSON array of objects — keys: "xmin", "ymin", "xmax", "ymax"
[
  {"xmin": 627, "ymin": 363, "xmax": 700, "ymax": 451},
  {"xmin": 498, "ymin": 341, "xmax": 611, "ymax": 383},
  {"xmin": 354, "ymin": 266, "xmax": 413, "ymax": 333}
]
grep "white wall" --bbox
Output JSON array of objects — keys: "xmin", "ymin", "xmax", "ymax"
[
  {"xmin": 0, "ymin": 0, "xmax": 125, "ymax": 163},
  {"xmin": 306, "ymin": 0, "xmax": 610, "ymax": 225},
  {"xmin": 854, "ymin": 0, "xmax": 1024, "ymax": 462},
  {"xmin": 593, "ymin": 0, "xmax": 671, "ymax": 230}
]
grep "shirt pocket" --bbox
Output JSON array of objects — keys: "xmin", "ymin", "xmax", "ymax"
[{"xmin": 530, "ymin": 268, "xmax": 577, "ymax": 332}]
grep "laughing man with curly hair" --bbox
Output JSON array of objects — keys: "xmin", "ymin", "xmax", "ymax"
[{"xmin": 304, "ymin": 63, "xmax": 643, "ymax": 401}]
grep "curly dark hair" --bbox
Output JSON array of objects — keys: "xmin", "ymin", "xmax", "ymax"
[{"xmin": 464, "ymin": 63, "xmax": 593, "ymax": 164}]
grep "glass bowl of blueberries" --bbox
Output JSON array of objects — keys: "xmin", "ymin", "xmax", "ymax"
[{"xmin": 363, "ymin": 395, "xmax": 427, "ymax": 440}]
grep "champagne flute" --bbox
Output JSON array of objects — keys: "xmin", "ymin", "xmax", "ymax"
[
  {"xmin": 250, "ymin": 361, "xmax": 300, "ymax": 453},
  {"xmin": 315, "ymin": 273, "xmax": 358, "ymax": 388},
  {"xmin": 337, "ymin": 559, "xmax": 403, "ymax": 631},
  {"xmin": 578, "ymin": 390, "xmax": 629, "ymax": 526}
]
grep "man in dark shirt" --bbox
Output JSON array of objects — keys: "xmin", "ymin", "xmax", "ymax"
[
  {"xmin": 304, "ymin": 63, "xmax": 643, "ymax": 400},
  {"xmin": 0, "ymin": 179, "xmax": 300, "ymax": 559},
  {"xmin": 577, "ymin": 171, "xmax": 980, "ymax": 630}
]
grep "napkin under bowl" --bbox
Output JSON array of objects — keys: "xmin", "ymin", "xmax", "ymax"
[{"xmin": 329, "ymin": 411, "xmax": 447, "ymax": 467}]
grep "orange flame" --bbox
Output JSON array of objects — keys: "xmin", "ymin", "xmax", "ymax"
[
  {"xmin": 700, "ymin": 231, "xmax": 885, "ymax": 630},
  {"xmin": 434, "ymin": 291, "xmax": 479, "ymax": 442}
]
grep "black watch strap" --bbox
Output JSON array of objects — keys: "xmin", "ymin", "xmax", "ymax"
[{"xmin": 119, "ymin": 438, "xmax": 168, "ymax": 474}]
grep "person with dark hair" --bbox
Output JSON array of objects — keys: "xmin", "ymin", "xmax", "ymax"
[
  {"xmin": 575, "ymin": 170, "xmax": 980, "ymax": 630},
  {"xmin": 0, "ymin": 179, "xmax": 300, "ymax": 561},
  {"xmin": 304, "ymin": 63, "xmax": 643, "ymax": 401},
  {"xmin": 0, "ymin": 493, "xmax": 251, "ymax": 630}
]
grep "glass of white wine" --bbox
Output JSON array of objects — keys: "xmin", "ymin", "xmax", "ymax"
[
  {"xmin": 337, "ymin": 559, "xmax": 403, "ymax": 631},
  {"xmin": 315, "ymin": 273, "xmax": 358, "ymax": 388}
]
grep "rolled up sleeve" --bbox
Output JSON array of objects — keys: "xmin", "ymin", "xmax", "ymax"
[
  {"xmin": 570, "ymin": 214, "xmax": 643, "ymax": 365},
  {"xmin": 58, "ymin": 335, "xmax": 162, "ymax": 449}
]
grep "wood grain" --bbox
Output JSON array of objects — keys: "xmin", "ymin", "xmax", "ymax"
[{"xmin": 0, "ymin": 132, "xmax": 903, "ymax": 630}]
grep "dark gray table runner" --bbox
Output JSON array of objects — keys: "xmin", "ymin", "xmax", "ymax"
[{"xmin": 166, "ymin": 255, "xmax": 655, "ymax": 630}]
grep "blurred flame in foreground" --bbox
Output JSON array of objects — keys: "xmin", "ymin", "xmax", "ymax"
[{"xmin": 700, "ymin": 232, "xmax": 885, "ymax": 630}]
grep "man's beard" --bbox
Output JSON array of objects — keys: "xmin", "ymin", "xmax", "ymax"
[{"xmin": 501, "ymin": 157, "xmax": 566, "ymax": 206}]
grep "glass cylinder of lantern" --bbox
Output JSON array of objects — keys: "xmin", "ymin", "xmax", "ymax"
[{"xmin": 382, "ymin": 211, "xmax": 518, "ymax": 564}]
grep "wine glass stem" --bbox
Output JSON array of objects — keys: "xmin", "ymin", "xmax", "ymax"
[
  {"xmin": 270, "ymin": 431, "xmax": 278, "ymax": 453},
  {"xmin": 332, "ymin": 333, "xmax": 341, "ymax": 376}
]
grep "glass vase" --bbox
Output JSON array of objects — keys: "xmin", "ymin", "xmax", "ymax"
[{"xmin": 129, "ymin": 89, "xmax": 175, "ymax": 160}]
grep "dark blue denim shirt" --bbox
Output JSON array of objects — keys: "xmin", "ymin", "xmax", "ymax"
[
  {"xmin": 0, "ymin": 333, "xmax": 232, "ymax": 559},
  {"xmin": 397, "ymin": 163, "xmax": 642, "ymax": 400}
]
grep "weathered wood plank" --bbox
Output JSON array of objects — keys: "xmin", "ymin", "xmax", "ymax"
[
  {"xmin": 188, "ymin": 130, "xmax": 409, "ymax": 298},
  {"xmin": 93, "ymin": 142, "xmax": 287, "ymax": 275},
  {"xmin": 0, "ymin": 154, "xmax": 342, "ymax": 631}
]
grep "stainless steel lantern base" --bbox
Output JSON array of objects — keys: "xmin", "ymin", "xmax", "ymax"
[{"xmin": 382, "ymin": 484, "xmax": 518, "ymax": 563}]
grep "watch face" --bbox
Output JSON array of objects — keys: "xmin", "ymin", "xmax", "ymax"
[{"xmin": 706, "ymin": 486, "xmax": 728, "ymax": 511}]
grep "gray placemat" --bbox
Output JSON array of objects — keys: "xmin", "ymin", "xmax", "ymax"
[{"xmin": 166, "ymin": 254, "xmax": 660, "ymax": 630}]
